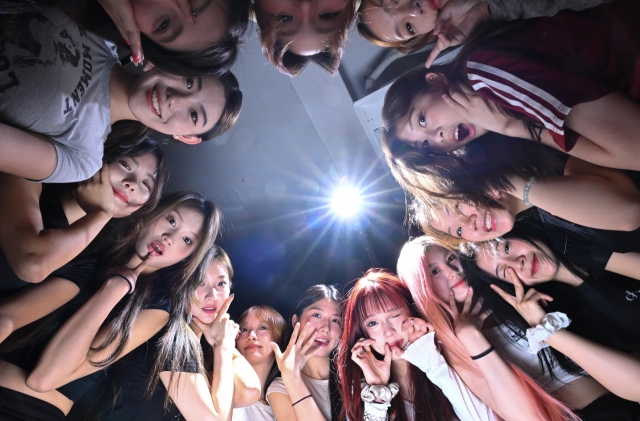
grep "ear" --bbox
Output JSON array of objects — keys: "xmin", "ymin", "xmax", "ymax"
[
  {"xmin": 425, "ymin": 72, "xmax": 449, "ymax": 87},
  {"xmin": 291, "ymin": 315, "xmax": 298, "ymax": 326},
  {"xmin": 173, "ymin": 134, "xmax": 202, "ymax": 145}
]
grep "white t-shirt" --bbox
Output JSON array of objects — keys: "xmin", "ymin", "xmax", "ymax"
[
  {"xmin": 483, "ymin": 324, "xmax": 582, "ymax": 392},
  {"xmin": 232, "ymin": 401, "xmax": 274, "ymax": 421},
  {"xmin": 266, "ymin": 373, "xmax": 331, "ymax": 421}
]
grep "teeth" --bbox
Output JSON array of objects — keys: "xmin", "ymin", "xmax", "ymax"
[
  {"xmin": 486, "ymin": 212, "xmax": 492, "ymax": 231},
  {"xmin": 455, "ymin": 126, "xmax": 459, "ymax": 140},
  {"xmin": 152, "ymin": 88, "xmax": 160, "ymax": 116},
  {"xmin": 153, "ymin": 243, "xmax": 162, "ymax": 254}
]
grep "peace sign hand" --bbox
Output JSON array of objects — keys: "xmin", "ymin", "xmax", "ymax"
[
  {"xmin": 450, "ymin": 288, "xmax": 492, "ymax": 337},
  {"xmin": 271, "ymin": 322, "xmax": 321, "ymax": 383},
  {"xmin": 350, "ymin": 338, "xmax": 391, "ymax": 385},
  {"xmin": 192, "ymin": 294, "xmax": 239, "ymax": 348},
  {"xmin": 106, "ymin": 254, "xmax": 154, "ymax": 294},
  {"xmin": 491, "ymin": 268, "xmax": 553, "ymax": 327}
]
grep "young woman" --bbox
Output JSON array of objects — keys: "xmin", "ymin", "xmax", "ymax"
[
  {"xmin": 0, "ymin": 5, "xmax": 242, "ymax": 183},
  {"xmin": 70, "ymin": 245, "xmax": 261, "ymax": 420},
  {"xmin": 381, "ymin": 0, "xmax": 640, "ymax": 171},
  {"xmin": 357, "ymin": 0, "xmax": 606, "ymax": 65},
  {"xmin": 0, "ymin": 191, "xmax": 220, "ymax": 421},
  {"xmin": 460, "ymin": 219, "xmax": 640, "ymax": 351},
  {"xmin": 233, "ymin": 305, "xmax": 288, "ymax": 421},
  {"xmin": 251, "ymin": 0, "xmax": 357, "ymax": 76},
  {"xmin": 396, "ymin": 239, "xmax": 582, "ymax": 421},
  {"xmin": 267, "ymin": 284, "xmax": 343, "ymax": 421}
]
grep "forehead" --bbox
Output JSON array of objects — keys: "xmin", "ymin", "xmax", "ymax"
[
  {"xmin": 395, "ymin": 90, "xmax": 442, "ymax": 140},
  {"xmin": 174, "ymin": 206, "xmax": 204, "ymax": 229},
  {"xmin": 242, "ymin": 311, "xmax": 266, "ymax": 326},
  {"xmin": 301, "ymin": 298, "xmax": 339, "ymax": 315},
  {"xmin": 423, "ymin": 244, "xmax": 449, "ymax": 264},
  {"xmin": 199, "ymin": 77, "xmax": 226, "ymax": 133},
  {"xmin": 129, "ymin": 153, "xmax": 158, "ymax": 172},
  {"xmin": 205, "ymin": 259, "xmax": 229, "ymax": 279},
  {"xmin": 361, "ymin": 6, "xmax": 404, "ymax": 42}
]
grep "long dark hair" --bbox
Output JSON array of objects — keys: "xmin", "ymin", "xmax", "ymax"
[
  {"xmin": 89, "ymin": 191, "xmax": 221, "ymax": 368},
  {"xmin": 292, "ymin": 284, "xmax": 343, "ymax": 421},
  {"xmin": 197, "ymin": 71, "xmax": 243, "ymax": 141},
  {"xmin": 337, "ymin": 269, "xmax": 455, "ymax": 421}
]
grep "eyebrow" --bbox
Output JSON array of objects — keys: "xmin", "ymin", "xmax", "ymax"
[
  {"xmin": 196, "ymin": 77, "xmax": 208, "ymax": 128},
  {"xmin": 408, "ymin": 108, "xmax": 415, "ymax": 131}
]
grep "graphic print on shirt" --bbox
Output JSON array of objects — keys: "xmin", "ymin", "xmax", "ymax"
[{"xmin": 0, "ymin": 12, "xmax": 94, "ymax": 113}]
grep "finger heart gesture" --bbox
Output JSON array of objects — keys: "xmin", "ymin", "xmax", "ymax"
[
  {"xmin": 350, "ymin": 338, "xmax": 391, "ymax": 385},
  {"xmin": 491, "ymin": 268, "xmax": 553, "ymax": 327}
]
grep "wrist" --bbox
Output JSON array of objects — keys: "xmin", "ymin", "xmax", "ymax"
[
  {"xmin": 457, "ymin": 328, "xmax": 490, "ymax": 354},
  {"xmin": 104, "ymin": 275, "xmax": 131, "ymax": 295}
]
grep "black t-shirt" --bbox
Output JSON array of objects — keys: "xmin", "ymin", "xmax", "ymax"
[{"xmin": 0, "ymin": 184, "xmax": 73, "ymax": 294}]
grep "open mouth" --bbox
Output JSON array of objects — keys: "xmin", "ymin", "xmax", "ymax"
[
  {"xmin": 147, "ymin": 85, "xmax": 162, "ymax": 118},
  {"xmin": 484, "ymin": 211, "xmax": 495, "ymax": 232},
  {"xmin": 202, "ymin": 306, "xmax": 217, "ymax": 315},
  {"xmin": 314, "ymin": 338, "xmax": 330, "ymax": 347},
  {"xmin": 451, "ymin": 278, "xmax": 466, "ymax": 289},
  {"xmin": 454, "ymin": 124, "xmax": 471, "ymax": 142},
  {"xmin": 148, "ymin": 241, "xmax": 164, "ymax": 256}
]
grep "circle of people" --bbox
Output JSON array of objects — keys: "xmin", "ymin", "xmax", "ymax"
[{"xmin": 0, "ymin": 0, "xmax": 639, "ymax": 420}]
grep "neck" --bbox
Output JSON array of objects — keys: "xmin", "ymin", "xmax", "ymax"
[
  {"xmin": 109, "ymin": 64, "xmax": 138, "ymax": 124},
  {"xmin": 252, "ymin": 360, "xmax": 274, "ymax": 397},
  {"xmin": 509, "ymin": 194, "xmax": 530, "ymax": 216},
  {"xmin": 554, "ymin": 264, "xmax": 584, "ymax": 287},
  {"xmin": 302, "ymin": 356, "xmax": 331, "ymax": 380},
  {"xmin": 61, "ymin": 190, "xmax": 87, "ymax": 224},
  {"xmin": 190, "ymin": 321, "xmax": 204, "ymax": 340}
]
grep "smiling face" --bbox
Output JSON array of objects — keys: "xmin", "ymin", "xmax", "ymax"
[
  {"xmin": 476, "ymin": 239, "xmax": 559, "ymax": 286},
  {"xmin": 257, "ymin": 0, "xmax": 350, "ymax": 56},
  {"xmin": 293, "ymin": 298, "xmax": 342, "ymax": 358},
  {"xmin": 190, "ymin": 259, "xmax": 231, "ymax": 324},
  {"xmin": 430, "ymin": 201, "xmax": 515, "ymax": 242},
  {"xmin": 360, "ymin": 0, "xmax": 443, "ymax": 43},
  {"xmin": 396, "ymin": 79, "xmax": 486, "ymax": 153},
  {"xmin": 128, "ymin": 69, "xmax": 225, "ymax": 142},
  {"xmin": 422, "ymin": 244, "xmax": 469, "ymax": 302},
  {"xmin": 134, "ymin": 205, "xmax": 205, "ymax": 269},
  {"xmin": 362, "ymin": 301, "xmax": 411, "ymax": 358},
  {"xmin": 130, "ymin": 0, "xmax": 228, "ymax": 52},
  {"xmin": 108, "ymin": 153, "xmax": 158, "ymax": 218},
  {"xmin": 236, "ymin": 311, "xmax": 275, "ymax": 365}
]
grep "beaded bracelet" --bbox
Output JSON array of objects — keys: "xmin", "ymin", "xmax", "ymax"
[{"xmin": 523, "ymin": 177, "xmax": 535, "ymax": 207}]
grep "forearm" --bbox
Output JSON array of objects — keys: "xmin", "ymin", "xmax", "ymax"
[
  {"xmin": 0, "ymin": 123, "xmax": 57, "ymax": 180},
  {"xmin": 458, "ymin": 330, "xmax": 541, "ymax": 421},
  {"xmin": 231, "ymin": 352, "xmax": 261, "ymax": 408},
  {"xmin": 27, "ymin": 276, "xmax": 129, "ymax": 391},
  {"xmin": 211, "ymin": 345, "xmax": 235, "ymax": 421},
  {"xmin": 545, "ymin": 330, "xmax": 640, "ymax": 402},
  {"xmin": 281, "ymin": 375, "xmax": 326, "ymax": 421}
]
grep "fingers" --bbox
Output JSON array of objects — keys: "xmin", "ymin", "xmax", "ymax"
[
  {"xmin": 479, "ymin": 309, "xmax": 493, "ymax": 322},
  {"xmin": 461, "ymin": 286, "xmax": 474, "ymax": 314},
  {"xmin": 134, "ymin": 254, "xmax": 154, "ymax": 275},
  {"xmin": 178, "ymin": 0, "xmax": 195, "ymax": 23},
  {"xmin": 383, "ymin": 343, "xmax": 392, "ymax": 364},
  {"xmin": 470, "ymin": 296, "xmax": 483, "ymax": 316},
  {"xmin": 217, "ymin": 294, "xmax": 235, "ymax": 318},
  {"xmin": 286, "ymin": 322, "xmax": 301, "ymax": 353},
  {"xmin": 297, "ymin": 322, "xmax": 312, "ymax": 345},
  {"xmin": 525, "ymin": 289, "xmax": 554, "ymax": 304},
  {"xmin": 300, "ymin": 330, "xmax": 318, "ymax": 354},
  {"xmin": 270, "ymin": 342, "xmax": 283, "ymax": 360},
  {"xmin": 425, "ymin": 37, "xmax": 448, "ymax": 68},
  {"xmin": 351, "ymin": 338, "xmax": 373, "ymax": 354},
  {"xmin": 506, "ymin": 268, "xmax": 525, "ymax": 302},
  {"xmin": 490, "ymin": 284, "xmax": 517, "ymax": 308},
  {"xmin": 449, "ymin": 290, "xmax": 459, "ymax": 316}
]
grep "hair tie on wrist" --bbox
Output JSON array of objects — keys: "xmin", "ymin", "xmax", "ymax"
[
  {"xmin": 111, "ymin": 274, "xmax": 133, "ymax": 294},
  {"xmin": 470, "ymin": 345, "xmax": 495, "ymax": 360},
  {"xmin": 292, "ymin": 395, "xmax": 312, "ymax": 407},
  {"xmin": 526, "ymin": 312, "xmax": 571, "ymax": 354}
]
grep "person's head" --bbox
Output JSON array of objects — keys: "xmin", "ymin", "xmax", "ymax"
[
  {"xmin": 190, "ymin": 246, "xmax": 234, "ymax": 325},
  {"xmin": 101, "ymin": 133, "xmax": 167, "ymax": 219},
  {"xmin": 357, "ymin": 0, "xmax": 439, "ymax": 53},
  {"xmin": 237, "ymin": 306, "xmax": 287, "ymax": 366},
  {"xmin": 291, "ymin": 284, "xmax": 342, "ymax": 359},
  {"xmin": 253, "ymin": 0, "xmax": 357, "ymax": 76},
  {"xmin": 128, "ymin": 70, "xmax": 242, "ymax": 143}
]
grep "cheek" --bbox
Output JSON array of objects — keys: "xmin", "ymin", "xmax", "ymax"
[{"xmin": 433, "ymin": 277, "xmax": 451, "ymax": 302}]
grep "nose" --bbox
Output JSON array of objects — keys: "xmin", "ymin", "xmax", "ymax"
[
  {"xmin": 204, "ymin": 286, "xmax": 217, "ymax": 300},
  {"xmin": 123, "ymin": 176, "xmax": 138, "ymax": 193},
  {"xmin": 166, "ymin": 89, "xmax": 192, "ymax": 113},
  {"xmin": 248, "ymin": 329, "xmax": 258, "ymax": 340},
  {"xmin": 162, "ymin": 232, "xmax": 174, "ymax": 247},
  {"xmin": 383, "ymin": 322, "xmax": 397, "ymax": 338},
  {"xmin": 465, "ymin": 213, "xmax": 478, "ymax": 231},
  {"xmin": 408, "ymin": 1, "xmax": 422, "ymax": 16}
]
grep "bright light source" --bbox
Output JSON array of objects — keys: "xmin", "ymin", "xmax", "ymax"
[{"xmin": 331, "ymin": 186, "xmax": 361, "ymax": 217}]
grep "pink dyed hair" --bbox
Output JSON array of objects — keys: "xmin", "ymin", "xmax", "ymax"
[{"xmin": 397, "ymin": 236, "xmax": 581, "ymax": 421}]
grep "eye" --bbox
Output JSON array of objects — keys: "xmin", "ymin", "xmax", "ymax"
[
  {"xmin": 240, "ymin": 327, "xmax": 248, "ymax": 333},
  {"xmin": 186, "ymin": 77, "xmax": 194, "ymax": 89},
  {"xmin": 217, "ymin": 281, "xmax": 227, "ymax": 287},
  {"xmin": 456, "ymin": 227, "xmax": 462, "ymax": 237},
  {"xmin": 366, "ymin": 321, "xmax": 378, "ymax": 328},
  {"xmin": 418, "ymin": 113, "xmax": 426, "ymax": 128},
  {"xmin": 332, "ymin": 318, "xmax": 341, "ymax": 325},
  {"xmin": 199, "ymin": 281, "xmax": 205, "ymax": 287},
  {"xmin": 275, "ymin": 15, "xmax": 291, "ymax": 22},
  {"xmin": 189, "ymin": 109, "xmax": 198, "ymax": 125},
  {"xmin": 183, "ymin": 237, "xmax": 193, "ymax": 245},
  {"xmin": 447, "ymin": 254, "xmax": 457, "ymax": 263},
  {"xmin": 312, "ymin": 313, "xmax": 322, "ymax": 318},
  {"xmin": 168, "ymin": 215, "xmax": 176, "ymax": 227},
  {"xmin": 259, "ymin": 325, "xmax": 269, "ymax": 330},
  {"xmin": 319, "ymin": 12, "xmax": 339, "ymax": 19},
  {"xmin": 421, "ymin": 140, "xmax": 430, "ymax": 150},
  {"xmin": 431, "ymin": 268, "xmax": 440, "ymax": 276},
  {"xmin": 406, "ymin": 22, "xmax": 415, "ymax": 35},
  {"xmin": 119, "ymin": 160, "xmax": 131, "ymax": 170},
  {"xmin": 143, "ymin": 181, "xmax": 151, "ymax": 191},
  {"xmin": 155, "ymin": 18, "xmax": 170, "ymax": 33},
  {"xmin": 504, "ymin": 242, "xmax": 510, "ymax": 255}
]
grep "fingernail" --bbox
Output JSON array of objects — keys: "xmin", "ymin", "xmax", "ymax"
[
  {"xmin": 124, "ymin": 39, "xmax": 130, "ymax": 46},
  {"xmin": 230, "ymin": 293, "xmax": 235, "ymax": 298},
  {"xmin": 469, "ymin": 286, "xmax": 473, "ymax": 291}
]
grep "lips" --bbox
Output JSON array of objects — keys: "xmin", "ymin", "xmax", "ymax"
[
  {"xmin": 531, "ymin": 253, "xmax": 539, "ymax": 277},
  {"xmin": 147, "ymin": 240, "xmax": 165, "ymax": 256},
  {"xmin": 431, "ymin": 0, "xmax": 441, "ymax": 9},
  {"xmin": 244, "ymin": 344, "xmax": 261, "ymax": 351},
  {"xmin": 147, "ymin": 84, "xmax": 162, "ymax": 118},
  {"xmin": 483, "ymin": 210, "xmax": 496, "ymax": 232},
  {"xmin": 452, "ymin": 124, "xmax": 472, "ymax": 143},
  {"xmin": 201, "ymin": 306, "xmax": 217, "ymax": 315},
  {"xmin": 113, "ymin": 188, "xmax": 128, "ymax": 204},
  {"xmin": 388, "ymin": 340, "xmax": 403, "ymax": 350},
  {"xmin": 314, "ymin": 338, "xmax": 330, "ymax": 347},
  {"xmin": 451, "ymin": 278, "xmax": 466, "ymax": 289}
]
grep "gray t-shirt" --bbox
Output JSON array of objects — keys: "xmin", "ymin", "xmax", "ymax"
[
  {"xmin": 485, "ymin": 0, "xmax": 612, "ymax": 21},
  {"xmin": 0, "ymin": 7, "xmax": 119, "ymax": 183}
]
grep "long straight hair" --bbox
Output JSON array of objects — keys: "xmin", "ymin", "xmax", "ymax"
[
  {"xmin": 237, "ymin": 305, "xmax": 288, "ymax": 399},
  {"xmin": 89, "ymin": 191, "xmax": 221, "ymax": 368},
  {"xmin": 337, "ymin": 269, "xmax": 455, "ymax": 421},
  {"xmin": 397, "ymin": 237, "xmax": 580, "ymax": 421},
  {"xmin": 291, "ymin": 284, "xmax": 343, "ymax": 421}
]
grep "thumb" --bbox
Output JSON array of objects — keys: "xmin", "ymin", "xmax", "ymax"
[
  {"xmin": 270, "ymin": 342, "xmax": 282, "ymax": 359},
  {"xmin": 135, "ymin": 254, "xmax": 154, "ymax": 275},
  {"xmin": 384, "ymin": 343, "xmax": 393, "ymax": 363}
]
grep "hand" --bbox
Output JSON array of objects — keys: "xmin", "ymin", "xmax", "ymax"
[
  {"xmin": 74, "ymin": 164, "xmax": 115, "ymax": 218},
  {"xmin": 491, "ymin": 268, "xmax": 553, "ymax": 327},
  {"xmin": 97, "ymin": 0, "xmax": 194, "ymax": 65},
  {"xmin": 400, "ymin": 318, "xmax": 434, "ymax": 347},
  {"xmin": 451, "ymin": 288, "xmax": 492, "ymax": 337},
  {"xmin": 425, "ymin": 0, "xmax": 491, "ymax": 68},
  {"xmin": 106, "ymin": 254, "xmax": 153, "ymax": 294},
  {"xmin": 271, "ymin": 322, "xmax": 320, "ymax": 382},
  {"xmin": 192, "ymin": 295, "xmax": 239, "ymax": 348},
  {"xmin": 350, "ymin": 338, "xmax": 391, "ymax": 385}
]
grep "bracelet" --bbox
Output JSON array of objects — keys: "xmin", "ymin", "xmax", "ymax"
[
  {"xmin": 470, "ymin": 345, "xmax": 495, "ymax": 360},
  {"xmin": 111, "ymin": 273, "xmax": 133, "ymax": 294},
  {"xmin": 291, "ymin": 395, "xmax": 312, "ymax": 407},
  {"xmin": 361, "ymin": 380, "xmax": 400, "ymax": 404},
  {"xmin": 364, "ymin": 411, "xmax": 388, "ymax": 421},
  {"xmin": 526, "ymin": 312, "xmax": 571, "ymax": 354},
  {"xmin": 523, "ymin": 177, "xmax": 535, "ymax": 207}
]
